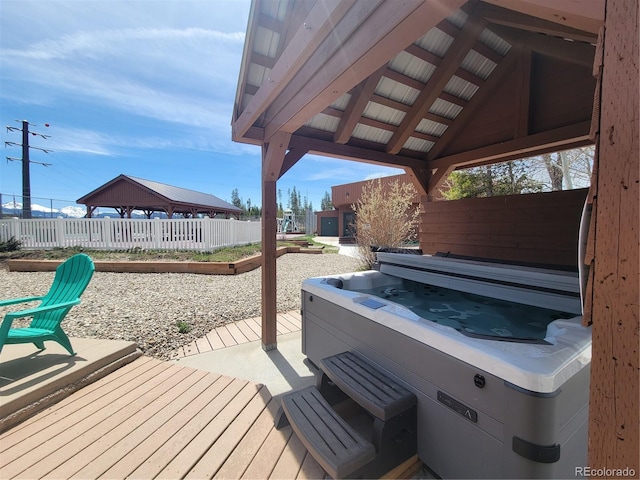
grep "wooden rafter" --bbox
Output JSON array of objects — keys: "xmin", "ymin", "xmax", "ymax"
[
  {"xmin": 261, "ymin": 0, "xmax": 385, "ymax": 137},
  {"xmin": 479, "ymin": 2, "xmax": 600, "ymax": 40},
  {"xmin": 279, "ymin": 145, "xmax": 309, "ymax": 178},
  {"xmin": 513, "ymin": 43, "xmax": 532, "ymax": 139},
  {"xmin": 427, "ymin": 48, "xmax": 519, "ymax": 161},
  {"xmin": 333, "ymin": 65, "xmax": 387, "ymax": 144},
  {"xmin": 262, "ymin": 131, "xmax": 292, "ymax": 181},
  {"xmin": 386, "ymin": 3, "xmax": 487, "ymax": 154},
  {"xmin": 263, "ymin": 0, "xmax": 467, "ymax": 140},
  {"xmin": 288, "ymin": 134, "xmax": 426, "ymax": 171},
  {"xmin": 428, "ymin": 121, "xmax": 592, "ymax": 171},
  {"xmin": 487, "ymin": 24, "xmax": 596, "ymax": 65},
  {"xmin": 233, "ymin": 0, "xmax": 354, "ymax": 140}
]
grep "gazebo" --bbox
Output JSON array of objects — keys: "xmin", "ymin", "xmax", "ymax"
[
  {"xmin": 77, "ymin": 174, "xmax": 242, "ymax": 219},
  {"xmin": 231, "ymin": 0, "xmax": 637, "ymax": 473}
]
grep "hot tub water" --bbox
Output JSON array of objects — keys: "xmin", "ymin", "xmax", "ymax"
[{"xmin": 351, "ymin": 279, "xmax": 575, "ymax": 343}]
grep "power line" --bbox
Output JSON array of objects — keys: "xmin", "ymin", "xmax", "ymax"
[{"xmin": 4, "ymin": 120, "xmax": 53, "ymax": 218}]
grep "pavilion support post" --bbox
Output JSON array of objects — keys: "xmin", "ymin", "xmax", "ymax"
[
  {"xmin": 261, "ymin": 178, "xmax": 278, "ymax": 351},
  {"xmin": 260, "ymin": 131, "xmax": 291, "ymax": 351},
  {"xmin": 587, "ymin": 0, "xmax": 639, "ymax": 471}
]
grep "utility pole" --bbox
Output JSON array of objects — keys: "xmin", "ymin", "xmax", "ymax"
[{"xmin": 5, "ymin": 120, "xmax": 52, "ymax": 219}]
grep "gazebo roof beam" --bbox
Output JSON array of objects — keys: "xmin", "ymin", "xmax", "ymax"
[
  {"xmin": 428, "ymin": 120, "xmax": 592, "ymax": 172},
  {"xmin": 479, "ymin": 2, "xmax": 600, "ymax": 41},
  {"xmin": 232, "ymin": 0, "xmax": 356, "ymax": 141},
  {"xmin": 386, "ymin": 3, "xmax": 487, "ymax": 154},
  {"xmin": 262, "ymin": 0, "xmax": 467, "ymax": 141},
  {"xmin": 288, "ymin": 134, "xmax": 426, "ymax": 171}
]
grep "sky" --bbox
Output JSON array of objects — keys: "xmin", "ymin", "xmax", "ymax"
[{"xmin": 0, "ymin": 0, "xmax": 402, "ymax": 213}]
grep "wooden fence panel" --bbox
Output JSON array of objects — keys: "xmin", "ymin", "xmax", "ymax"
[
  {"xmin": 419, "ymin": 189, "xmax": 588, "ymax": 268},
  {"xmin": 0, "ymin": 218, "xmax": 261, "ymax": 252}
]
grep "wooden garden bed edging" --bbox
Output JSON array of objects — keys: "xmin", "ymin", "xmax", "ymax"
[{"xmin": 6, "ymin": 246, "xmax": 324, "ymax": 275}]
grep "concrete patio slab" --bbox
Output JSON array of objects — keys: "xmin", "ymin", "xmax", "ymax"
[
  {"xmin": 0, "ymin": 337, "xmax": 140, "ymax": 433},
  {"xmin": 174, "ymin": 330, "xmax": 317, "ymax": 399}
]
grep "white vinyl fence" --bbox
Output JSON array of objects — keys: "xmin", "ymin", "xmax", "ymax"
[{"xmin": 0, "ymin": 217, "xmax": 261, "ymax": 251}]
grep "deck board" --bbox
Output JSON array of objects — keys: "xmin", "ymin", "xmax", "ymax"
[
  {"xmin": 0, "ymin": 360, "xmax": 325, "ymax": 480},
  {"xmin": 241, "ymin": 422, "xmax": 295, "ymax": 479},
  {"xmin": 216, "ymin": 325, "xmax": 239, "ymax": 348},
  {"xmin": 0, "ymin": 312, "xmax": 330, "ymax": 480},
  {"xmin": 20, "ymin": 365, "xmax": 198, "ymax": 479},
  {"xmin": 184, "ymin": 386, "xmax": 271, "ymax": 479},
  {"xmin": 128, "ymin": 376, "xmax": 249, "ymax": 479},
  {"xmin": 5, "ymin": 362, "xmax": 183, "ymax": 479},
  {"xmin": 244, "ymin": 316, "xmax": 263, "ymax": 337},
  {"xmin": 0, "ymin": 358, "xmax": 162, "ymax": 459},
  {"xmin": 195, "ymin": 334, "xmax": 213, "ymax": 353},
  {"xmin": 236, "ymin": 319, "xmax": 261, "ymax": 342},
  {"xmin": 206, "ymin": 328, "xmax": 226, "ymax": 350},
  {"xmin": 270, "ymin": 429, "xmax": 309, "ymax": 479},
  {"xmin": 225, "ymin": 321, "xmax": 251, "ymax": 345},
  {"xmin": 46, "ymin": 368, "xmax": 210, "ymax": 479},
  {"xmin": 172, "ymin": 311, "xmax": 302, "ymax": 359},
  {"xmin": 98, "ymin": 375, "xmax": 236, "ymax": 479},
  {"xmin": 212, "ymin": 399, "xmax": 280, "ymax": 479}
]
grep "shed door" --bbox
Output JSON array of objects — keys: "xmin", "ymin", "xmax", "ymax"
[
  {"xmin": 320, "ymin": 217, "xmax": 338, "ymax": 236},
  {"xmin": 343, "ymin": 212, "xmax": 355, "ymax": 237}
]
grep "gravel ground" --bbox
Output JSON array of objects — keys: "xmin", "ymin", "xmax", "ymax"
[{"xmin": 0, "ymin": 253, "xmax": 361, "ymax": 359}]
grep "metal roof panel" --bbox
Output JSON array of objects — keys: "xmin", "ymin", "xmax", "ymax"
[
  {"xmin": 480, "ymin": 29, "xmax": 512, "ymax": 55},
  {"xmin": 414, "ymin": 26, "xmax": 454, "ymax": 57},
  {"xmin": 376, "ymin": 77, "xmax": 419, "ymax": 105},
  {"xmin": 127, "ymin": 176, "xmax": 241, "ymax": 212},
  {"xmin": 388, "ymin": 51, "xmax": 436, "ymax": 84},
  {"xmin": 429, "ymin": 98, "xmax": 463, "ymax": 119},
  {"xmin": 416, "ymin": 118, "xmax": 449, "ymax": 137},
  {"xmin": 403, "ymin": 137, "xmax": 435, "ymax": 153},
  {"xmin": 461, "ymin": 49, "xmax": 498, "ymax": 79},
  {"xmin": 444, "ymin": 75, "xmax": 479, "ymax": 101},
  {"xmin": 352, "ymin": 124, "xmax": 393, "ymax": 144},
  {"xmin": 362, "ymin": 103, "xmax": 405, "ymax": 126},
  {"xmin": 305, "ymin": 112, "xmax": 340, "ymax": 132}
]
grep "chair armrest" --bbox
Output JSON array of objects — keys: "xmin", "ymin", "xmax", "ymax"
[
  {"xmin": 3, "ymin": 299, "xmax": 81, "ymax": 321},
  {"xmin": 0, "ymin": 296, "xmax": 44, "ymax": 308}
]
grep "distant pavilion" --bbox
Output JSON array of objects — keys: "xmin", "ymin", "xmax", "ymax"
[{"xmin": 77, "ymin": 174, "xmax": 242, "ymax": 219}]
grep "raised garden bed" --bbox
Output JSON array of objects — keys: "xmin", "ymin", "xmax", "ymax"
[{"xmin": 6, "ymin": 246, "xmax": 324, "ymax": 275}]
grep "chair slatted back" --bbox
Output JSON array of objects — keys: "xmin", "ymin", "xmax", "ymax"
[{"xmin": 31, "ymin": 254, "xmax": 95, "ymax": 331}]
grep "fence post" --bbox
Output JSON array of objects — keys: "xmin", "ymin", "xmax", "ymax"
[
  {"xmin": 104, "ymin": 217, "xmax": 112, "ymax": 248},
  {"xmin": 55, "ymin": 217, "xmax": 65, "ymax": 247},
  {"xmin": 11, "ymin": 218, "xmax": 20, "ymax": 241},
  {"xmin": 203, "ymin": 217, "xmax": 210, "ymax": 251},
  {"xmin": 153, "ymin": 218, "xmax": 161, "ymax": 249}
]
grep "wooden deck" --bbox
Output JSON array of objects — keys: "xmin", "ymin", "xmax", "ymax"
[
  {"xmin": 171, "ymin": 311, "xmax": 302, "ymax": 358},
  {"xmin": 0, "ymin": 312, "xmax": 422, "ymax": 479},
  {"xmin": 0, "ymin": 355, "xmax": 326, "ymax": 479},
  {"xmin": 0, "ymin": 312, "xmax": 328, "ymax": 479}
]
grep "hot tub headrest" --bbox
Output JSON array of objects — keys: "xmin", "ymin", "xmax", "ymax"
[{"xmin": 326, "ymin": 278, "xmax": 344, "ymax": 289}]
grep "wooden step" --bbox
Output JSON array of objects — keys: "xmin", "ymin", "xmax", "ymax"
[
  {"xmin": 279, "ymin": 385, "xmax": 376, "ymax": 479},
  {"xmin": 319, "ymin": 351, "xmax": 416, "ymax": 421}
]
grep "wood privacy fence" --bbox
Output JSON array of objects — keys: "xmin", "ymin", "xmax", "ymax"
[{"xmin": 0, "ymin": 217, "xmax": 262, "ymax": 251}]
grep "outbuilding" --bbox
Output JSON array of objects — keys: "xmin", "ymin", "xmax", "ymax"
[{"xmin": 77, "ymin": 174, "xmax": 242, "ymax": 219}]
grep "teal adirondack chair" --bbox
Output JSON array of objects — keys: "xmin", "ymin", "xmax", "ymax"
[{"xmin": 0, "ymin": 253, "xmax": 95, "ymax": 356}]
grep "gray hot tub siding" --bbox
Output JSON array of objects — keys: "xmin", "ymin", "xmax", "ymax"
[{"xmin": 301, "ymin": 291, "xmax": 589, "ymax": 479}]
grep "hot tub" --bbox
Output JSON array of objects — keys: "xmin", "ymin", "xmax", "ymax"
[{"xmin": 301, "ymin": 253, "xmax": 591, "ymax": 479}]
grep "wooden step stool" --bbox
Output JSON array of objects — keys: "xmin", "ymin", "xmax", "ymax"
[{"xmin": 277, "ymin": 351, "xmax": 417, "ymax": 479}]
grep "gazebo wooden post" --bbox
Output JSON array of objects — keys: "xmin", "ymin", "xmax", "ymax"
[
  {"xmin": 588, "ymin": 0, "xmax": 639, "ymax": 471},
  {"xmin": 260, "ymin": 131, "xmax": 291, "ymax": 351},
  {"xmin": 261, "ymin": 178, "xmax": 278, "ymax": 351}
]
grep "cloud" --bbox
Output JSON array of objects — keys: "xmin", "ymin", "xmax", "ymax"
[
  {"xmin": 297, "ymin": 155, "xmax": 403, "ymax": 182},
  {"xmin": 1, "ymin": 21, "xmax": 246, "ymax": 129}
]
